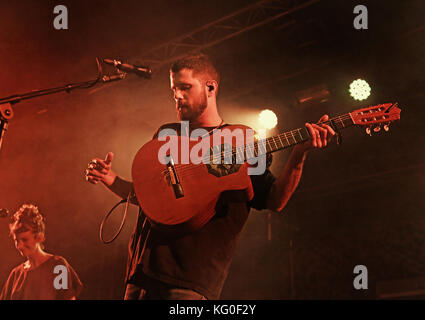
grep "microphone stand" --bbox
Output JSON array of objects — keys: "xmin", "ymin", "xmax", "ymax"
[{"xmin": 0, "ymin": 57, "xmax": 131, "ymax": 152}]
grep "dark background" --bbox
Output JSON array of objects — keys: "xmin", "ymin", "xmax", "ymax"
[{"xmin": 0, "ymin": 0, "xmax": 424, "ymax": 299}]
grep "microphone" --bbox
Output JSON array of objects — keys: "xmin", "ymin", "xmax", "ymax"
[
  {"xmin": 0, "ymin": 208, "xmax": 9, "ymax": 218},
  {"xmin": 103, "ymin": 59, "xmax": 152, "ymax": 79}
]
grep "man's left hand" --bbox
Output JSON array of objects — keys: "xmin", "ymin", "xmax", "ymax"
[{"xmin": 295, "ymin": 114, "xmax": 336, "ymax": 153}]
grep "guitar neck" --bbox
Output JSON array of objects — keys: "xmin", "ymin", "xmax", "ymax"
[{"xmin": 238, "ymin": 113, "xmax": 354, "ymax": 159}]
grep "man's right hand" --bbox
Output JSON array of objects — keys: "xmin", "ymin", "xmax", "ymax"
[{"xmin": 85, "ymin": 152, "xmax": 117, "ymax": 186}]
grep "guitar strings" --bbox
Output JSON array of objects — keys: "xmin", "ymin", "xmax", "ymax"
[
  {"xmin": 161, "ymin": 104, "xmax": 394, "ymax": 177},
  {"xmin": 160, "ymin": 106, "xmax": 395, "ymax": 179},
  {"xmin": 160, "ymin": 115, "xmax": 353, "ymax": 178}
]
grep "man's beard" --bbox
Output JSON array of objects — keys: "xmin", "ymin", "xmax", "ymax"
[{"xmin": 178, "ymin": 91, "xmax": 207, "ymax": 122}]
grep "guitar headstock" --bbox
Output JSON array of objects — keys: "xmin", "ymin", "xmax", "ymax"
[{"xmin": 350, "ymin": 103, "xmax": 401, "ymax": 135}]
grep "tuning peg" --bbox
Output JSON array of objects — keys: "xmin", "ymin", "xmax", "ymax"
[
  {"xmin": 373, "ymin": 126, "xmax": 381, "ymax": 133},
  {"xmin": 366, "ymin": 127, "xmax": 372, "ymax": 136},
  {"xmin": 383, "ymin": 124, "xmax": 390, "ymax": 132}
]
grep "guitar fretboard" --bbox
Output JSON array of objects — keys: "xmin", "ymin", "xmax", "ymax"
[{"xmin": 230, "ymin": 113, "xmax": 354, "ymax": 161}]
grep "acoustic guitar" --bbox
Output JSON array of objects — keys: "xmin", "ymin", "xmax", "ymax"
[{"xmin": 132, "ymin": 103, "xmax": 401, "ymax": 234}]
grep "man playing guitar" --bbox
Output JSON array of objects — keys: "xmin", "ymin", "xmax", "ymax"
[{"xmin": 85, "ymin": 54, "xmax": 336, "ymax": 300}]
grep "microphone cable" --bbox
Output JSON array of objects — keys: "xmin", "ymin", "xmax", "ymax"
[{"xmin": 99, "ymin": 192, "xmax": 132, "ymax": 244}]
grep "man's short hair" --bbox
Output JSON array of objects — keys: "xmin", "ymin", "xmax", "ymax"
[{"xmin": 170, "ymin": 53, "xmax": 220, "ymax": 84}]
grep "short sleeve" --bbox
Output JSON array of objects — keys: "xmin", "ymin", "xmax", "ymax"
[
  {"xmin": 152, "ymin": 123, "xmax": 181, "ymax": 140},
  {"xmin": 66, "ymin": 262, "xmax": 83, "ymax": 299},
  {"xmin": 0, "ymin": 268, "xmax": 17, "ymax": 300},
  {"xmin": 54, "ymin": 257, "xmax": 83, "ymax": 300},
  {"xmin": 248, "ymin": 153, "xmax": 275, "ymax": 211}
]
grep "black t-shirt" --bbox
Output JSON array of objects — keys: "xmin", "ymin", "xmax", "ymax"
[{"xmin": 126, "ymin": 123, "xmax": 275, "ymax": 299}]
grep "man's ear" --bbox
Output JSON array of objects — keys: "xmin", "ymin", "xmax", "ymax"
[{"xmin": 206, "ymin": 80, "xmax": 218, "ymax": 96}]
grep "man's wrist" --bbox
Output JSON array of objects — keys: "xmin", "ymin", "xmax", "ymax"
[
  {"xmin": 102, "ymin": 171, "xmax": 117, "ymax": 187},
  {"xmin": 108, "ymin": 175, "xmax": 135, "ymax": 200}
]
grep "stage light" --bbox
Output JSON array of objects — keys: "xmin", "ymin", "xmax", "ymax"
[
  {"xmin": 258, "ymin": 109, "xmax": 277, "ymax": 129},
  {"xmin": 349, "ymin": 79, "xmax": 371, "ymax": 101}
]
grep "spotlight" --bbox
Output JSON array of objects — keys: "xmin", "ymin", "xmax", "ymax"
[
  {"xmin": 349, "ymin": 79, "xmax": 371, "ymax": 101},
  {"xmin": 258, "ymin": 109, "xmax": 277, "ymax": 130}
]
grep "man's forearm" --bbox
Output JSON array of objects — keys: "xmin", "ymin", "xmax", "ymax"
[
  {"xmin": 106, "ymin": 176, "xmax": 138, "ymax": 205},
  {"xmin": 267, "ymin": 147, "xmax": 308, "ymax": 212}
]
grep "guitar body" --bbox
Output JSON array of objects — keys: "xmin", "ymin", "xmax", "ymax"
[
  {"xmin": 131, "ymin": 103, "xmax": 401, "ymax": 234},
  {"xmin": 131, "ymin": 124, "xmax": 255, "ymax": 234}
]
